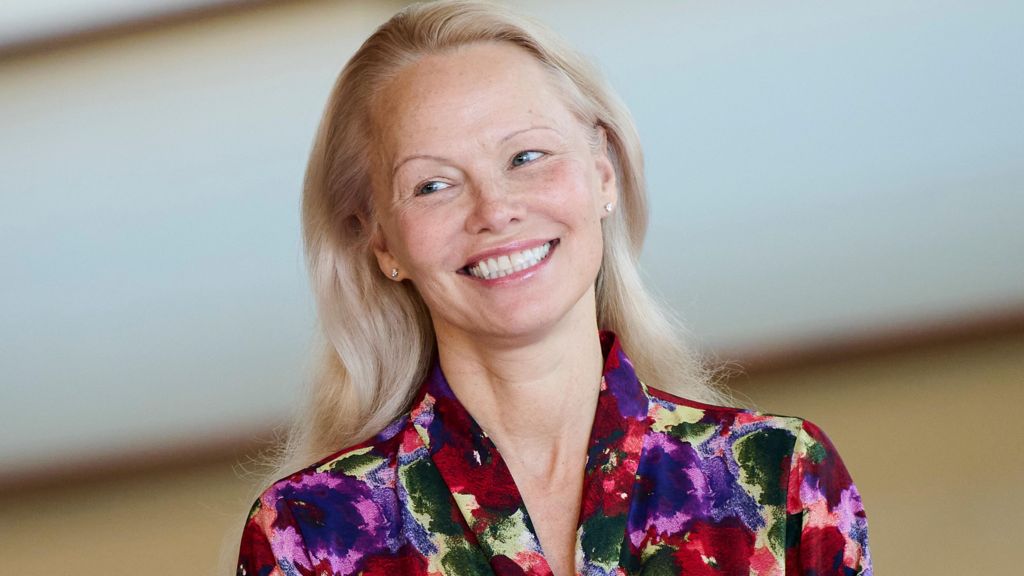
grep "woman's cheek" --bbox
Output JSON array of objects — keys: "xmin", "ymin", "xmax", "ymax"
[
  {"xmin": 394, "ymin": 212, "xmax": 442, "ymax": 267},
  {"xmin": 529, "ymin": 159, "xmax": 592, "ymax": 210}
]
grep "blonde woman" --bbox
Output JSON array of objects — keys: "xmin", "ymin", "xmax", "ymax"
[{"xmin": 236, "ymin": 2, "xmax": 871, "ymax": 575}]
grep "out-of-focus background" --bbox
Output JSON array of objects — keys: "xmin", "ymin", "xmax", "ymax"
[{"xmin": 2, "ymin": 0, "xmax": 1022, "ymax": 573}]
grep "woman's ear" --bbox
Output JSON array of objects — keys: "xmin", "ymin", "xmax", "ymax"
[
  {"xmin": 593, "ymin": 126, "xmax": 618, "ymax": 211},
  {"xmin": 371, "ymin": 223, "xmax": 401, "ymax": 280}
]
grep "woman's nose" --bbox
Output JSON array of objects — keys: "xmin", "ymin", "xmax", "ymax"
[{"xmin": 464, "ymin": 177, "xmax": 524, "ymax": 234}]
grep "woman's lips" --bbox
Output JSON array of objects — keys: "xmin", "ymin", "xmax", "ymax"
[{"xmin": 460, "ymin": 239, "xmax": 559, "ymax": 279}]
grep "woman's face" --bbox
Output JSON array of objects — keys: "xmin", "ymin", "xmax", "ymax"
[{"xmin": 370, "ymin": 41, "xmax": 617, "ymax": 346}]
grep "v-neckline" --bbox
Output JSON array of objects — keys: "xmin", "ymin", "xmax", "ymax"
[{"xmin": 410, "ymin": 333, "xmax": 651, "ymax": 575}]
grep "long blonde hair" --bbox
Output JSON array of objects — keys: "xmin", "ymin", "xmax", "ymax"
[{"xmin": 277, "ymin": 0, "xmax": 724, "ymax": 483}]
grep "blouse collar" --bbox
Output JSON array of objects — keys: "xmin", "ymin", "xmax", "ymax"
[{"xmin": 409, "ymin": 331, "xmax": 651, "ymax": 575}]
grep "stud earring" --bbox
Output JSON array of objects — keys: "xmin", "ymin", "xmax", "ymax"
[
  {"xmin": 390, "ymin": 268, "xmax": 399, "ymax": 279},
  {"xmin": 604, "ymin": 202, "xmax": 614, "ymax": 213}
]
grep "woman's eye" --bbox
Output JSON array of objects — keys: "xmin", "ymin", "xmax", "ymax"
[
  {"xmin": 510, "ymin": 150, "xmax": 545, "ymax": 167},
  {"xmin": 416, "ymin": 180, "xmax": 450, "ymax": 196}
]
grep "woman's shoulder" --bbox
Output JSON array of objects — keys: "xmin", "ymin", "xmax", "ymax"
[
  {"xmin": 643, "ymin": 382, "xmax": 810, "ymax": 439},
  {"xmin": 638, "ymin": 387, "xmax": 871, "ymax": 573},
  {"xmin": 253, "ymin": 412, "xmax": 412, "ymax": 508},
  {"xmin": 641, "ymin": 382, "xmax": 860, "ymax": 506},
  {"xmin": 237, "ymin": 414, "xmax": 419, "ymax": 573}
]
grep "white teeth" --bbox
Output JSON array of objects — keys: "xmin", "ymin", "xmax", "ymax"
[{"xmin": 468, "ymin": 241, "xmax": 552, "ymax": 280}]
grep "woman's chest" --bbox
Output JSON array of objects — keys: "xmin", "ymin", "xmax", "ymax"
[{"xmin": 357, "ymin": 442, "xmax": 789, "ymax": 576}]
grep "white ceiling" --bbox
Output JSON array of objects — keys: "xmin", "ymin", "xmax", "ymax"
[
  {"xmin": 0, "ymin": 0, "xmax": 249, "ymax": 50},
  {"xmin": 2, "ymin": 0, "xmax": 1022, "ymax": 477}
]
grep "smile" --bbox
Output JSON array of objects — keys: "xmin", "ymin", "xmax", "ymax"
[{"xmin": 463, "ymin": 240, "xmax": 557, "ymax": 280}]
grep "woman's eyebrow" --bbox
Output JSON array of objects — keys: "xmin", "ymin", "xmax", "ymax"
[
  {"xmin": 391, "ymin": 125, "xmax": 561, "ymax": 175},
  {"xmin": 392, "ymin": 154, "xmax": 448, "ymax": 176},
  {"xmin": 499, "ymin": 124, "xmax": 560, "ymax": 144}
]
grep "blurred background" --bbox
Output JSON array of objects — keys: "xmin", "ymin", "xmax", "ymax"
[{"xmin": 2, "ymin": 0, "xmax": 1022, "ymax": 573}]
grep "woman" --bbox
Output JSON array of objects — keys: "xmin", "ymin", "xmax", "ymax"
[{"xmin": 237, "ymin": 2, "xmax": 871, "ymax": 575}]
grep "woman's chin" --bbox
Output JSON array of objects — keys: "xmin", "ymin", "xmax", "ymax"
[{"xmin": 434, "ymin": 288, "xmax": 598, "ymax": 347}]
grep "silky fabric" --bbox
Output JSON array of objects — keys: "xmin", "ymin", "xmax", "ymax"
[{"xmin": 238, "ymin": 333, "xmax": 871, "ymax": 575}]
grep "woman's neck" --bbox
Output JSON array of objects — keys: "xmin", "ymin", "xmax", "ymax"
[{"xmin": 434, "ymin": 309, "xmax": 604, "ymax": 482}]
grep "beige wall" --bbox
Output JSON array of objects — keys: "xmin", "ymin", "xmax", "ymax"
[
  {"xmin": 4, "ymin": 332, "xmax": 1021, "ymax": 575},
  {"xmin": 728, "ymin": 332, "xmax": 1024, "ymax": 574},
  {"xmin": 0, "ymin": 458, "xmax": 260, "ymax": 575}
]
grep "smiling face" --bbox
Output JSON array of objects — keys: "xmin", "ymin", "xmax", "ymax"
[{"xmin": 370, "ymin": 41, "xmax": 617, "ymax": 347}]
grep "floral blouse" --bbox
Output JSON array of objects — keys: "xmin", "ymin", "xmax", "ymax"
[{"xmin": 238, "ymin": 333, "xmax": 871, "ymax": 575}]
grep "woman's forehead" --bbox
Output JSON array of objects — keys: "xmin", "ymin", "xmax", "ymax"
[{"xmin": 371, "ymin": 42, "xmax": 577, "ymax": 158}]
